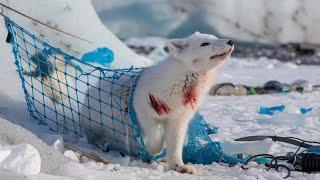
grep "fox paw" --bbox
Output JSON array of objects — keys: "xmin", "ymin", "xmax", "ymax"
[
  {"xmin": 173, "ymin": 164, "xmax": 197, "ymax": 174},
  {"xmin": 156, "ymin": 157, "xmax": 167, "ymax": 163}
]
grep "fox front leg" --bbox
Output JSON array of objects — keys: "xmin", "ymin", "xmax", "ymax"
[{"xmin": 165, "ymin": 115, "xmax": 197, "ymax": 174}]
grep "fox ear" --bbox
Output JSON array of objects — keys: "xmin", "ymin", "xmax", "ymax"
[{"xmin": 166, "ymin": 39, "xmax": 188, "ymax": 56}]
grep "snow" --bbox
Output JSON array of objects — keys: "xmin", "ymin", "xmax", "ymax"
[
  {"xmin": 216, "ymin": 58, "xmax": 320, "ymax": 86},
  {"xmin": 0, "ymin": 143, "xmax": 41, "ymax": 175},
  {"xmin": 0, "ymin": 116, "xmax": 69, "ymax": 170},
  {"xmin": 126, "ymin": 37, "xmax": 168, "ymax": 48},
  {"xmin": 40, "ymin": 135, "xmax": 64, "ymax": 153},
  {"xmin": 1, "ymin": 0, "xmax": 320, "ymax": 179}
]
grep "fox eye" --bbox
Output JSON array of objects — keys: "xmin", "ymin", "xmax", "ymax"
[{"xmin": 200, "ymin": 42, "xmax": 210, "ymax": 47}]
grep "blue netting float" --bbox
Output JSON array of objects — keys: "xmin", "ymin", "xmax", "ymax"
[{"xmin": 4, "ymin": 17, "xmax": 240, "ymax": 165}]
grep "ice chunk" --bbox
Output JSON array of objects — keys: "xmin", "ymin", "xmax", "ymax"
[
  {"xmin": 0, "ymin": 143, "xmax": 41, "ymax": 175},
  {"xmin": 64, "ymin": 150, "xmax": 79, "ymax": 163}
]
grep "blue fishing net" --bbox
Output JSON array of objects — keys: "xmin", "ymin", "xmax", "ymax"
[{"xmin": 4, "ymin": 17, "xmax": 240, "ymax": 165}]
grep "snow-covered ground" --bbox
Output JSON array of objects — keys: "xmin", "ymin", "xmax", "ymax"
[
  {"xmin": 2, "ymin": 34, "xmax": 320, "ymax": 179},
  {"xmin": 1, "ymin": 1, "xmax": 320, "ymax": 180}
]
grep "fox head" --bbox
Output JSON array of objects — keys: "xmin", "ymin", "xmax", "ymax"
[{"xmin": 166, "ymin": 32, "xmax": 234, "ymax": 72}]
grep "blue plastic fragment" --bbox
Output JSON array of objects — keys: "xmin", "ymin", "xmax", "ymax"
[
  {"xmin": 259, "ymin": 105, "xmax": 312, "ymax": 115},
  {"xmin": 300, "ymin": 108, "xmax": 312, "ymax": 114},
  {"xmin": 81, "ymin": 47, "xmax": 114, "ymax": 66},
  {"xmin": 259, "ymin": 105, "xmax": 285, "ymax": 115}
]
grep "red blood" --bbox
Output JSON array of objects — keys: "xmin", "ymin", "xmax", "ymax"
[
  {"xmin": 183, "ymin": 85, "xmax": 198, "ymax": 110},
  {"xmin": 149, "ymin": 93, "xmax": 171, "ymax": 115}
]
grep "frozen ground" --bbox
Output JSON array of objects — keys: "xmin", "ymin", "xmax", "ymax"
[{"xmin": 1, "ymin": 1, "xmax": 320, "ymax": 179}]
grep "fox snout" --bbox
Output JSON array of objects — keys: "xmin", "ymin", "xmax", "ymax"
[{"xmin": 226, "ymin": 40, "xmax": 235, "ymax": 46}]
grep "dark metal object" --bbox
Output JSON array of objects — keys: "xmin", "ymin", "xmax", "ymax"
[
  {"xmin": 235, "ymin": 135, "xmax": 314, "ymax": 149},
  {"xmin": 298, "ymin": 153, "xmax": 320, "ymax": 172},
  {"xmin": 237, "ymin": 135, "xmax": 320, "ymax": 178}
]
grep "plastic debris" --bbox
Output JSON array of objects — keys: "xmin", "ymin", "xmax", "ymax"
[
  {"xmin": 259, "ymin": 105, "xmax": 312, "ymax": 115},
  {"xmin": 81, "ymin": 47, "xmax": 114, "ymax": 67}
]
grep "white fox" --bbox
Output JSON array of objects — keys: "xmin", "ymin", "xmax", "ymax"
[
  {"xmin": 80, "ymin": 32, "xmax": 234, "ymax": 174},
  {"xmin": 134, "ymin": 32, "xmax": 234, "ymax": 173}
]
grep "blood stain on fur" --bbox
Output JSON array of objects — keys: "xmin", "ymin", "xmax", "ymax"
[
  {"xmin": 183, "ymin": 85, "xmax": 198, "ymax": 110},
  {"xmin": 149, "ymin": 93, "xmax": 171, "ymax": 115}
]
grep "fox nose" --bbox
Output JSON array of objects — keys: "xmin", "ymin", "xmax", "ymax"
[{"xmin": 227, "ymin": 40, "xmax": 235, "ymax": 46}]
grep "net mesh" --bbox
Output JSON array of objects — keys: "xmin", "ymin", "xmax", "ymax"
[{"xmin": 4, "ymin": 17, "xmax": 152, "ymax": 160}]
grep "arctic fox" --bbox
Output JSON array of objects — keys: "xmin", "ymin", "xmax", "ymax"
[
  {"xmin": 80, "ymin": 32, "xmax": 234, "ymax": 174},
  {"xmin": 134, "ymin": 32, "xmax": 234, "ymax": 173}
]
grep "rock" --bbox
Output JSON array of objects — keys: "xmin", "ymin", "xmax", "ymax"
[
  {"xmin": 291, "ymin": 79, "xmax": 313, "ymax": 93},
  {"xmin": 210, "ymin": 83, "xmax": 235, "ymax": 96},
  {"xmin": 263, "ymin": 81, "xmax": 286, "ymax": 93},
  {"xmin": 234, "ymin": 85, "xmax": 248, "ymax": 96}
]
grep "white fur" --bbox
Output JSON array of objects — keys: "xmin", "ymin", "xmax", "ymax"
[
  {"xmin": 80, "ymin": 32, "xmax": 234, "ymax": 174},
  {"xmin": 134, "ymin": 32, "xmax": 234, "ymax": 173}
]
